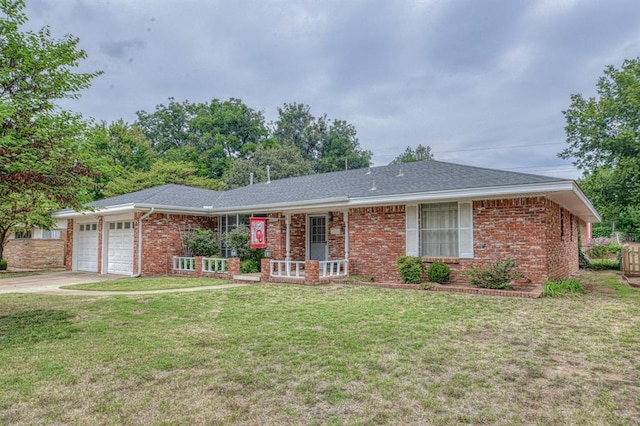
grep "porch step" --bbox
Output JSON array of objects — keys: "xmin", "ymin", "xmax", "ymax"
[{"xmin": 233, "ymin": 273, "xmax": 261, "ymax": 283}]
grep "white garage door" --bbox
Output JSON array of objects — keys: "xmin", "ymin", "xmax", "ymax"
[
  {"xmin": 107, "ymin": 221, "xmax": 134, "ymax": 275},
  {"xmin": 77, "ymin": 223, "xmax": 99, "ymax": 272}
]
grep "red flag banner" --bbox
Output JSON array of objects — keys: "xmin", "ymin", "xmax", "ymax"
[{"xmin": 249, "ymin": 217, "xmax": 267, "ymax": 248}]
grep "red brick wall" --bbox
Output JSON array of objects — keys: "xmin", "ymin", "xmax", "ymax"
[
  {"xmin": 4, "ymin": 238, "xmax": 66, "ymax": 269},
  {"xmin": 137, "ymin": 213, "xmax": 217, "ymax": 276},
  {"xmin": 327, "ymin": 211, "xmax": 346, "ymax": 260},
  {"xmin": 459, "ymin": 197, "xmax": 549, "ymax": 284},
  {"xmin": 344, "ymin": 197, "xmax": 581, "ymax": 284},
  {"xmin": 289, "ymin": 214, "xmax": 306, "ymax": 261},
  {"xmin": 348, "ymin": 205, "xmax": 406, "ymax": 282},
  {"xmin": 266, "ymin": 213, "xmax": 285, "ymax": 259},
  {"xmin": 545, "ymin": 201, "xmax": 579, "ymax": 280}
]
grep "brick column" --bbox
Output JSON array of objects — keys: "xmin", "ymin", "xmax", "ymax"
[
  {"xmin": 305, "ymin": 260, "xmax": 320, "ymax": 285},
  {"xmin": 195, "ymin": 256, "xmax": 203, "ymax": 277},
  {"xmin": 261, "ymin": 258, "xmax": 271, "ymax": 282},
  {"xmin": 228, "ymin": 257, "xmax": 240, "ymax": 276}
]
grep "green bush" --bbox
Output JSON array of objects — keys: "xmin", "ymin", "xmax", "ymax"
[
  {"xmin": 587, "ymin": 258, "xmax": 620, "ymax": 270},
  {"xmin": 240, "ymin": 259, "xmax": 260, "ymax": 273},
  {"xmin": 464, "ymin": 259, "xmax": 524, "ymax": 289},
  {"xmin": 427, "ymin": 261, "xmax": 450, "ymax": 283},
  {"xmin": 396, "ymin": 255, "xmax": 425, "ymax": 284},
  {"xmin": 591, "ymin": 225, "xmax": 612, "ymax": 238},
  {"xmin": 0, "ymin": 259, "xmax": 7, "ymax": 270},
  {"xmin": 182, "ymin": 229, "xmax": 221, "ymax": 257},
  {"xmin": 221, "ymin": 224, "xmax": 264, "ymax": 265},
  {"xmin": 543, "ymin": 279, "xmax": 586, "ymax": 297}
]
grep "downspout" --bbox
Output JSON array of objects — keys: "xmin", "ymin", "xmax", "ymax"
[{"xmin": 133, "ymin": 208, "xmax": 154, "ymax": 277}]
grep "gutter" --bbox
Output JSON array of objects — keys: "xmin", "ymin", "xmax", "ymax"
[{"xmin": 132, "ymin": 208, "xmax": 154, "ymax": 278}]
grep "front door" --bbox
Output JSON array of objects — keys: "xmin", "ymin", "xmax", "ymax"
[{"xmin": 308, "ymin": 215, "xmax": 327, "ymax": 261}]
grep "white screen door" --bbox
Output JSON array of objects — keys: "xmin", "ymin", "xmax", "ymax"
[{"xmin": 308, "ymin": 215, "xmax": 327, "ymax": 261}]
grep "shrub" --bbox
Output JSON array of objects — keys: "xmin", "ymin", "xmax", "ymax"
[
  {"xmin": 587, "ymin": 258, "xmax": 620, "ymax": 270},
  {"xmin": 396, "ymin": 255, "xmax": 425, "ymax": 284},
  {"xmin": 182, "ymin": 229, "xmax": 221, "ymax": 257},
  {"xmin": 0, "ymin": 259, "xmax": 7, "ymax": 270},
  {"xmin": 464, "ymin": 259, "xmax": 524, "ymax": 289},
  {"xmin": 427, "ymin": 261, "xmax": 450, "ymax": 283},
  {"xmin": 221, "ymin": 224, "xmax": 264, "ymax": 264},
  {"xmin": 543, "ymin": 279, "xmax": 586, "ymax": 297},
  {"xmin": 240, "ymin": 259, "xmax": 260, "ymax": 273}
]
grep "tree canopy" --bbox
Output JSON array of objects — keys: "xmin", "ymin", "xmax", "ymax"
[
  {"xmin": 0, "ymin": 0, "xmax": 101, "ymax": 258},
  {"xmin": 390, "ymin": 144, "xmax": 434, "ymax": 164},
  {"xmin": 558, "ymin": 57, "xmax": 640, "ymax": 236},
  {"xmin": 272, "ymin": 102, "xmax": 371, "ymax": 172}
]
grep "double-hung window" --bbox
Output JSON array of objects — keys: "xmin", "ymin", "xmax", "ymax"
[{"xmin": 405, "ymin": 202, "xmax": 473, "ymax": 258}]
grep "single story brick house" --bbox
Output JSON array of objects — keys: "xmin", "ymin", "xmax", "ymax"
[{"xmin": 54, "ymin": 160, "xmax": 600, "ymax": 284}]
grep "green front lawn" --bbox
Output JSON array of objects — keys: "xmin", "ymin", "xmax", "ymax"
[
  {"xmin": 1, "ymin": 271, "xmax": 638, "ymax": 425},
  {"xmin": 61, "ymin": 276, "xmax": 233, "ymax": 292}
]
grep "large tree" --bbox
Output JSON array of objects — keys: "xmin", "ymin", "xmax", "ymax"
[
  {"xmin": 0, "ymin": 0, "xmax": 101, "ymax": 259},
  {"xmin": 558, "ymin": 58, "xmax": 640, "ymax": 236},
  {"xmin": 272, "ymin": 102, "xmax": 371, "ymax": 172},
  {"xmin": 223, "ymin": 142, "xmax": 314, "ymax": 189},
  {"xmin": 136, "ymin": 97, "xmax": 268, "ymax": 179},
  {"xmin": 88, "ymin": 120, "xmax": 158, "ymax": 199}
]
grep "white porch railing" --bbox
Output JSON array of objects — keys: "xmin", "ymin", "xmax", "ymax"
[
  {"xmin": 173, "ymin": 256, "xmax": 195, "ymax": 271},
  {"xmin": 270, "ymin": 260, "xmax": 305, "ymax": 279},
  {"xmin": 203, "ymin": 257, "xmax": 228, "ymax": 273},
  {"xmin": 320, "ymin": 259, "xmax": 348, "ymax": 277}
]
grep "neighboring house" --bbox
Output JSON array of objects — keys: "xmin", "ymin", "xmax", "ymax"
[
  {"xmin": 3, "ymin": 220, "xmax": 67, "ymax": 269},
  {"xmin": 53, "ymin": 160, "xmax": 600, "ymax": 284}
]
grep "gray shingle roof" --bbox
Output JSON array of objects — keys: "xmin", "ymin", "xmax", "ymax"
[
  {"xmin": 88, "ymin": 184, "xmax": 220, "ymax": 209},
  {"xmin": 87, "ymin": 160, "xmax": 567, "ymax": 211},
  {"xmin": 213, "ymin": 160, "xmax": 566, "ymax": 209}
]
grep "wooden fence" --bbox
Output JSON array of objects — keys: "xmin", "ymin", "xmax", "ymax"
[{"xmin": 622, "ymin": 244, "xmax": 640, "ymax": 277}]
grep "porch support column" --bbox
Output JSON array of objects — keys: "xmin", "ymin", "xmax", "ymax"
[
  {"xmin": 344, "ymin": 210, "xmax": 349, "ymax": 261},
  {"xmin": 285, "ymin": 213, "xmax": 291, "ymax": 261}
]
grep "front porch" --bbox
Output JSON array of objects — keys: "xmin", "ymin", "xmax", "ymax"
[{"xmin": 170, "ymin": 255, "xmax": 348, "ymax": 285}]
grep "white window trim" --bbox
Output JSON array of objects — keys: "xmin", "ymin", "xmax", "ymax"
[{"xmin": 408, "ymin": 201, "xmax": 474, "ymax": 259}]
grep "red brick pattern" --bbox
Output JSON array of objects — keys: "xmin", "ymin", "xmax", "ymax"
[
  {"xmin": 4, "ymin": 239, "xmax": 66, "ymax": 269},
  {"xmin": 135, "ymin": 213, "xmax": 216, "ymax": 276},
  {"xmin": 348, "ymin": 205, "xmax": 406, "ymax": 282},
  {"xmin": 327, "ymin": 211, "xmax": 346, "ymax": 260}
]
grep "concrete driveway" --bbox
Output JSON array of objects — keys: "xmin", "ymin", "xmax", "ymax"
[
  {"xmin": 0, "ymin": 271, "xmax": 122, "ymax": 295},
  {"xmin": 0, "ymin": 271, "xmax": 250, "ymax": 296}
]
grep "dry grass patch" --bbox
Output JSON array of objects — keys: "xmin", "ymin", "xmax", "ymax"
[{"xmin": 0, "ymin": 271, "xmax": 639, "ymax": 425}]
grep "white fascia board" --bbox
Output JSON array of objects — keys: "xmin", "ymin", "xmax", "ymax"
[
  {"xmin": 571, "ymin": 182, "xmax": 601, "ymax": 222},
  {"xmin": 211, "ymin": 197, "xmax": 350, "ymax": 214},
  {"xmin": 347, "ymin": 181, "xmax": 576, "ymax": 206},
  {"xmin": 53, "ymin": 203, "xmax": 216, "ymax": 218}
]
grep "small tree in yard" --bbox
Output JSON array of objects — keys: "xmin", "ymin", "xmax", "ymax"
[{"xmin": 0, "ymin": 0, "xmax": 102, "ymax": 260}]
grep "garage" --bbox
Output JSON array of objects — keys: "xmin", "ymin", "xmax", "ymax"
[
  {"xmin": 106, "ymin": 221, "xmax": 134, "ymax": 275},
  {"xmin": 76, "ymin": 223, "xmax": 99, "ymax": 272}
]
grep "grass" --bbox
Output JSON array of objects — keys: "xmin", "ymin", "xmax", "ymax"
[
  {"xmin": 60, "ymin": 276, "xmax": 233, "ymax": 291},
  {"xmin": 1, "ymin": 270, "xmax": 639, "ymax": 425},
  {"xmin": 588, "ymin": 258, "xmax": 621, "ymax": 270}
]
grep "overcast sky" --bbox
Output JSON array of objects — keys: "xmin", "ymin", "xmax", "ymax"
[{"xmin": 25, "ymin": 0, "xmax": 640, "ymax": 179}]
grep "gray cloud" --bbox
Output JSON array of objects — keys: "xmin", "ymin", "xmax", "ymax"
[{"xmin": 24, "ymin": 0, "xmax": 640, "ymax": 179}]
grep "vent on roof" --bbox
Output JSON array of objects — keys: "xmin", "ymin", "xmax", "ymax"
[
  {"xmin": 266, "ymin": 165, "xmax": 271, "ymax": 184},
  {"xmin": 397, "ymin": 166, "xmax": 404, "ymax": 177},
  {"xmin": 250, "ymin": 172, "xmax": 254, "ymax": 185},
  {"xmin": 370, "ymin": 180, "xmax": 377, "ymax": 191},
  {"xmin": 365, "ymin": 168, "xmax": 371, "ymax": 175}
]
